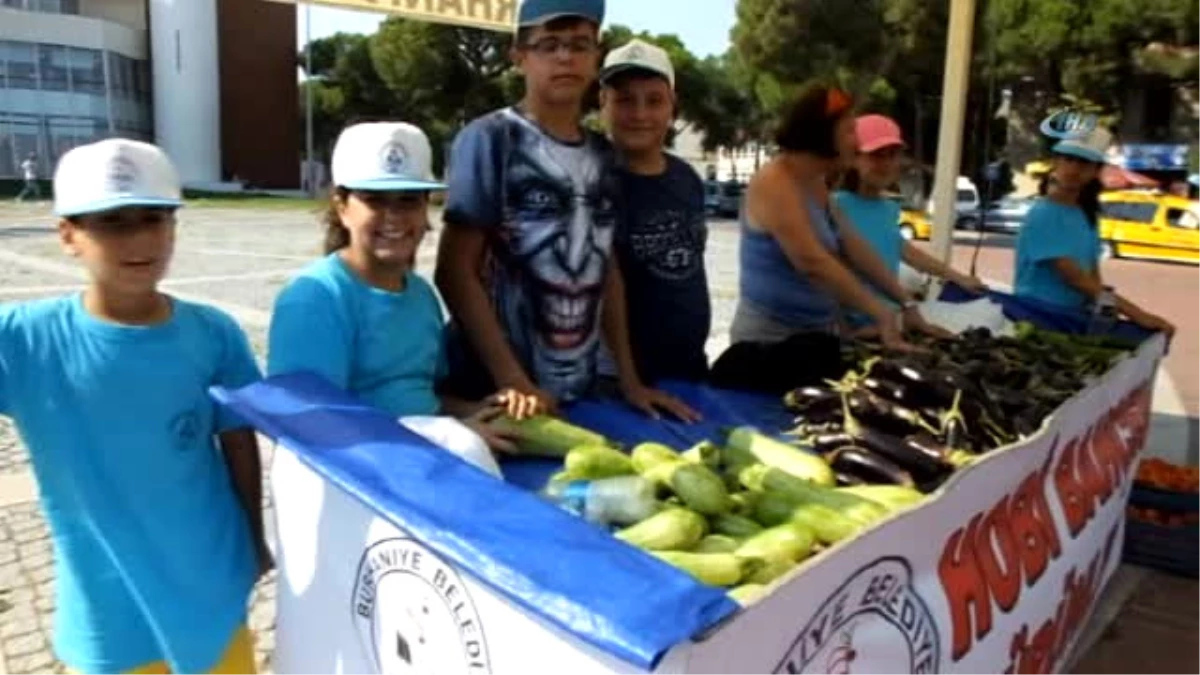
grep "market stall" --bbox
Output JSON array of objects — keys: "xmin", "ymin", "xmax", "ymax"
[{"xmin": 213, "ymin": 289, "xmax": 1168, "ymax": 675}]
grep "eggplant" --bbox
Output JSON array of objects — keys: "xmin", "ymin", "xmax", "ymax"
[
  {"xmin": 850, "ymin": 426, "xmax": 951, "ymax": 478},
  {"xmin": 828, "ymin": 446, "xmax": 916, "ymax": 487},
  {"xmin": 784, "ymin": 386, "xmax": 837, "ymax": 412},
  {"xmin": 835, "ymin": 470, "xmax": 868, "ymax": 487},
  {"xmin": 810, "ymin": 431, "xmax": 856, "ymax": 455}
]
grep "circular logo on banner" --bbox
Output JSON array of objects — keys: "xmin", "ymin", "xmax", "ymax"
[
  {"xmin": 1039, "ymin": 110, "xmax": 1098, "ymax": 140},
  {"xmin": 351, "ymin": 537, "xmax": 493, "ymax": 675},
  {"xmin": 772, "ymin": 557, "xmax": 941, "ymax": 674},
  {"xmin": 379, "ymin": 142, "xmax": 409, "ymax": 176}
]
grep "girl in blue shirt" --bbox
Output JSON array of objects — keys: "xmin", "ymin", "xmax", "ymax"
[
  {"xmin": 835, "ymin": 114, "xmax": 985, "ymax": 332},
  {"xmin": 1014, "ymin": 128, "xmax": 1173, "ymax": 336},
  {"xmin": 268, "ymin": 123, "xmax": 538, "ymax": 473}
]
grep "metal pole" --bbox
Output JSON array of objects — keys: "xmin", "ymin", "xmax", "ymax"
[
  {"xmin": 304, "ymin": 1, "xmax": 315, "ymax": 195},
  {"xmin": 929, "ymin": 0, "xmax": 978, "ymax": 263}
]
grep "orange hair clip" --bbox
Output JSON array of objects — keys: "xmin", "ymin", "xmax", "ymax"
[{"xmin": 826, "ymin": 87, "xmax": 852, "ymax": 117}]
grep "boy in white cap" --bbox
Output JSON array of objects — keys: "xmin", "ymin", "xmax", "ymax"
[
  {"xmin": 435, "ymin": 0, "xmax": 696, "ymax": 422},
  {"xmin": 0, "ymin": 139, "xmax": 269, "ymax": 673},
  {"xmin": 268, "ymin": 122, "xmax": 538, "ymax": 476},
  {"xmin": 597, "ymin": 38, "xmax": 711, "ymax": 385}
]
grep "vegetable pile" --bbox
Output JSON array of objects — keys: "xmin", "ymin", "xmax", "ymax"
[
  {"xmin": 1127, "ymin": 458, "xmax": 1200, "ymax": 527},
  {"xmin": 536, "ymin": 426, "xmax": 926, "ymax": 606},
  {"xmin": 784, "ymin": 324, "xmax": 1136, "ymax": 492}
]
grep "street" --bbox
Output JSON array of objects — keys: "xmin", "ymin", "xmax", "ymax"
[{"xmin": 0, "ymin": 204, "xmax": 1195, "ymax": 672}]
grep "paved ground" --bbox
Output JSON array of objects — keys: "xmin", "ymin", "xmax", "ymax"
[{"xmin": 0, "ymin": 202, "xmax": 1194, "ymax": 673}]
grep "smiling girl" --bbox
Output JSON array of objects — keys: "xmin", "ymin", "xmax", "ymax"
[{"xmin": 267, "ymin": 123, "xmax": 537, "ymax": 476}]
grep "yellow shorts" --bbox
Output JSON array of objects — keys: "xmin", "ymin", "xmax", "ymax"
[{"xmin": 68, "ymin": 625, "xmax": 256, "ymax": 675}]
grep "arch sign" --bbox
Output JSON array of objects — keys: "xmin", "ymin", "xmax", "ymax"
[{"xmin": 270, "ymin": 0, "xmax": 517, "ymax": 33}]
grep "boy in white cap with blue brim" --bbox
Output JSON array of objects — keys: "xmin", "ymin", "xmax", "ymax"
[
  {"xmin": 596, "ymin": 38, "xmax": 711, "ymax": 385},
  {"xmin": 435, "ymin": 0, "xmax": 698, "ymax": 422},
  {"xmin": 0, "ymin": 138, "xmax": 270, "ymax": 673},
  {"xmin": 1014, "ymin": 125, "xmax": 1174, "ymax": 337},
  {"xmin": 268, "ymin": 122, "xmax": 539, "ymax": 476}
]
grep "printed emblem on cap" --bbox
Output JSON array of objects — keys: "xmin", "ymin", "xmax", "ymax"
[
  {"xmin": 106, "ymin": 151, "xmax": 139, "ymax": 193},
  {"xmin": 626, "ymin": 43, "xmax": 646, "ymax": 60},
  {"xmin": 380, "ymin": 141, "xmax": 409, "ymax": 176}
]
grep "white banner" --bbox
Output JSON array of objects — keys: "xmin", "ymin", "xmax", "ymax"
[
  {"xmin": 269, "ymin": 335, "xmax": 1164, "ymax": 674},
  {"xmin": 272, "ymin": 0, "xmax": 516, "ymax": 32}
]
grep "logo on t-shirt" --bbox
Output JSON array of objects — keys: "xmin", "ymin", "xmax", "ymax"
[
  {"xmin": 380, "ymin": 142, "xmax": 409, "ymax": 176},
  {"xmin": 352, "ymin": 537, "xmax": 492, "ymax": 675},
  {"xmin": 773, "ymin": 557, "xmax": 940, "ymax": 674},
  {"xmin": 627, "ymin": 209, "xmax": 704, "ymax": 282}
]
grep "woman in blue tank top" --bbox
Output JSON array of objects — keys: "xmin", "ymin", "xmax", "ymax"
[{"xmin": 731, "ymin": 85, "xmax": 941, "ymax": 352}]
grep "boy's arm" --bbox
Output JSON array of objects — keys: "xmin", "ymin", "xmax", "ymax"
[
  {"xmin": 218, "ymin": 428, "xmax": 271, "ymax": 578},
  {"xmin": 215, "ymin": 316, "xmax": 272, "ymax": 577},
  {"xmin": 601, "ymin": 256, "xmax": 700, "ymax": 422},
  {"xmin": 901, "ymin": 242, "xmax": 987, "ymax": 293},
  {"xmin": 436, "ymin": 118, "xmax": 557, "ymax": 411}
]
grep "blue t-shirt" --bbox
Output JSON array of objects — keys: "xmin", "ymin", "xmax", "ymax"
[
  {"xmin": 613, "ymin": 155, "xmax": 711, "ymax": 383},
  {"xmin": 441, "ymin": 107, "xmax": 620, "ymax": 401},
  {"xmin": 267, "ymin": 254, "xmax": 447, "ymax": 417},
  {"xmin": 833, "ymin": 190, "xmax": 903, "ymax": 328},
  {"xmin": 0, "ymin": 295, "xmax": 261, "ymax": 673},
  {"xmin": 1015, "ymin": 199, "xmax": 1100, "ymax": 310}
]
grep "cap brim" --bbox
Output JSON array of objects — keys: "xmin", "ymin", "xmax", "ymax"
[
  {"xmin": 599, "ymin": 64, "xmax": 673, "ymax": 87},
  {"xmin": 858, "ymin": 138, "xmax": 907, "ymax": 154},
  {"xmin": 56, "ymin": 196, "xmax": 184, "ymax": 218},
  {"xmin": 518, "ymin": 11, "xmax": 601, "ymax": 26},
  {"xmin": 339, "ymin": 178, "xmax": 446, "ymax": 192},
  {"xmin": 1052, "ymin": 142, "xmax": 1106, "ymax": 164}
]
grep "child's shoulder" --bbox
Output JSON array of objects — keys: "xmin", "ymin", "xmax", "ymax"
[
  {"xmin": 169, "ymin": 297, "xmax": 245, "ymax": 338},
  {"xmin": 0, "ymin": 295, "xmax": 76, "ymax": 336}
]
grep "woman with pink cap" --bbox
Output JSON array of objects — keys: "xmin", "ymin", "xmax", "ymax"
[{"xmin": 834, "ymin": 114, "xmax": 985, "ymax": 332}]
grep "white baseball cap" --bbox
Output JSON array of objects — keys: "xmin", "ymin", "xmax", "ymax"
[
  {"xmin": 53, "ymin": 139, "xmax": 183, "ymax": 218},
  {"xmin": 1052, "ymin": 126, "xmax": 1113, "ymax": 165},
  {"xmin": 601, "ymin": 38, "xmax": 675, "ymax": 89},
  {"xmin": 331, "ymin": 122, "xmax": 445, "ymax": 192}
]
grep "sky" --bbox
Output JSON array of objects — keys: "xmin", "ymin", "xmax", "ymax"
[{"xmin": 295, "ymin": 0, "xmax": 738, "ymax": 57}]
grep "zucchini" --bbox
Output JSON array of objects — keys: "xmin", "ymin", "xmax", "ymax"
[
  {"xmin": 650, "ymin": 550, "xmax": 751, "ymax": 587},
  {"xmin": 837, "ymin": 484, "xmax": 925, "ymax": 511},
  {"xmin": 738, "ymin": 464, "xmax": 888, "ymax": 525},
  {"xmin": 728, "ymin": 491, "xmax": 759, "ymax": 517},
  {"xmin": 694, "ymin": 534, "xmax": 740, "ymax": 554},
  {"xmin": 712, "ymin": 513, "xmax": 764, "ymax": 539},
  {"xmin": 728, "ymin": 583, "xmax": 768, "ymax": 606},
  {"xmin": 736, "ymin": 521, "xmax": 815, "ymax": 564},
  {"xmin": 634, "ymin": 443, "xmax": 732, "ymax": 516},
  {"xmin": 787, "ymin": 502, "xmax": 862, "ymax": 545},
  {"xmin": 563, "ymin": 445, "xmax": 634, "ymax": 479},
  {"xmin": 614, "ymin": 507, "xmax": 707, "ymax": 551},
  {"xmin": 682, "ymin": 440, "xmax": 722, "ymax": 469},
  {"xmin": 495, "ymin": 415, "xmax": 612, "ymax": 458},
  {"xmin": 751, "ymin": 491, "xmax": 798, "ymax": 527},
  {"xmin": 742, "ymin": 554, "xmax": 795, "ymax": 585},
  {"xmin": 725, "ymin": 426, "xmax": 836, "ymax": 487}
]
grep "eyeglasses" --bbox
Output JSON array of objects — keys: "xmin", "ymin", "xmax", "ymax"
[
  {"xmin": 522, "ymin": 36, "xmax": 598, "ymax": 56},
  {"xmin": 826, "ymin": 87, "xmax": 853, "ymax": 117}
]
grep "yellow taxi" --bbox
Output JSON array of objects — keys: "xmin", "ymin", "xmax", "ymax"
[
  {"xmin": 1099, "ymin": 191, "xmax": 1199, "ymax": 264},
  {"xmin": 899, "ymin": 208, "xmax": 932, "ymax": 241}
]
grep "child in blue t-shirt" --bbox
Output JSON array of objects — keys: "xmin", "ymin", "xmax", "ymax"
[
  {"xmin": 0, "ymin": 140, "xmax": 269, "ymax": 674},
  {"xmin": 1014, "ymin": 127, "xmax": 1173, "ymax": 336},
  {"xmin": 834, "ymin": 114, "xmax": 985, "ymax": 332},
  {"xmin": 267, "ymin": 123, "xmax": 538, "ymax": 476}
]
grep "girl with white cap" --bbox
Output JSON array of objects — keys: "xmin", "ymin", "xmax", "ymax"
[
  {"xmin": 267, "ymin": 122, "xmax": 540, "ymax": 477},
  {"xmin": 1013, "ymin": 127, "xmax": 1174, "ymax": 337},
  {"xmin": 835, "ymin": 114, "xmax": 986, "ymax": 333}
]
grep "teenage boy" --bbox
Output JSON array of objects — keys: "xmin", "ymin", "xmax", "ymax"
[
  {"xmin": 435, "ymin": 0, "xmax": 697, "ymax": 421},
  {"xmin": 598, "ymin": 38, "xmax": 711, "ymax": 384},
  {"xmin": 0, "ymin": 139, "xmax": 269, "ymax": 673}
]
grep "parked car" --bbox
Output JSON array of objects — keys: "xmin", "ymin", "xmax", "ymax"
[
  {"xmin": 898, "ymin": 208, "xmax": 931, "ymax": 240},
  {"xmin": 979, "ymin": 195, "xmax": 1035, "ymax": 233},
  {"xmin": 705, "ymin": 180, "xmax": 744, "ymax": 219},
  {"xmin": 1099, "ymin": 191, "xmax": 1199, "ymax": 264},
  {"xmin": 928, "ymin": 176, "xmax": 983, "ymax": 230}
]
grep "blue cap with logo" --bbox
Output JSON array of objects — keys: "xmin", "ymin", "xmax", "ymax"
[{"xmin": 517, "ymin": 0, "xmax": 605, "ymax": 27}]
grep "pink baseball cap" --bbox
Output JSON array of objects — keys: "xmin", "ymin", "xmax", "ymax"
[{"xmin": 856, "ymin": 114, "xmax": 906, "ymax": 153}]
